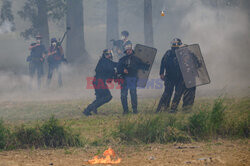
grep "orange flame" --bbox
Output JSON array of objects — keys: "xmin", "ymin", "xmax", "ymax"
[{"xmin": 88, "ymin": 148, "xmax": 121, "ymax": 164}]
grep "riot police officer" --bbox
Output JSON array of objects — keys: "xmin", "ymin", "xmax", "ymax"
[
  {"xmin": 156, "ymin": 38, "xmax": 198, "ymax": 113},
  {"xmin": 47, "ymin": 38, "xmax": 65, "ymax": 87},
  {"xmin": 117, "ymin": 44, "xmax": 150, "ymax": 114},
  {"xmin": 83, "ymin": 49, "xmax": 117, "ymax": 116},
  {"xmin": 27, "ymin": 35, "xmax": 47, "ymax": 88}
]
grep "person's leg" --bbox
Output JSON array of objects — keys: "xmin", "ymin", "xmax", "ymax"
[
  {"xmin": 156, "ymin": 79, "xmax": 174, "ymax": 113},
  {"xmin": 47, "ymin": 64, "xmax": 53, "ymax": 86},
  {"xmin": 171, "ymin": 80, "xmax": 185, "ymax": 112},
  {"xmin": 37, "ymin": 63, "xmax": 43, "ymax": 89},
  {"xmin": 83, "ymin": 89, "xmax": 112, "ymax": 116},
  {"xmin": 182, "ymin": 87, "xmax": 196, "ymax": 110},
  {"xmin": 57, "ymin": 64, "xmax": 63, "ymax": 87},
  {"xmin": 130, "ymin": 88, "xmax": 138, "ymax": 114},
  {"xmin": 29, "ymin": 62, "xmax": 35, "ymax": 89},
  {"xmin": 120, "ymin": 80, "xmax": 129, "ymax": 114}
]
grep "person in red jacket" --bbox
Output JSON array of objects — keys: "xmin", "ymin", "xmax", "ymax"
[{"xmin": 47, "ymin": 38, "xmax": 65, "ymax": 87}]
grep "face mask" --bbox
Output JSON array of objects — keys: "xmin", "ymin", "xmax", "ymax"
[
  {"xmin": 52, "ymin": 42, "xmax": 57, "ymax": 47},
  {"xmin": 121, "ymin": 36, "xmax": 126, "ymax": 40}
]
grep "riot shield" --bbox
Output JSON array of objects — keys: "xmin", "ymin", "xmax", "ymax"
[
  {"xmin": 175, "ymin": 44, "xmax": 210, "ymax": 88},
  {"xmin": 134, "ymin": 44, "xmax": 157, "ymax": 88}
]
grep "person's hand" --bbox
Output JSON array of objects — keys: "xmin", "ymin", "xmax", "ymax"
[
  {"xmin": 160, "ymin": 74, "xmax": 165, "ymax": 81},
  {"xmin": 124, "ymin": 69, "xmax": 128, "ymax": 74}
]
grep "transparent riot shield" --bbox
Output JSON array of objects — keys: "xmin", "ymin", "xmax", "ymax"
[
  {"xmin": 134, "ymin": 44, "xmax": 157, "ymax": 88},
  {"xmin": 175, "ymin": 44, "xmax": 210, "ymax": 88}
]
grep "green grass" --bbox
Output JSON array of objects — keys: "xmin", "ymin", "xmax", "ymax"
[
  {"xmin": 0, "ymin": 116, "xmax": 82, "ymax": 150},
  {"xmin": 0, "ymin": 97, "xmax": 249, "ymax": 150}
]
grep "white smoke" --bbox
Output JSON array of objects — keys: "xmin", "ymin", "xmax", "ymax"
[{"xmin": 0, "ymin": 21, "xmax": 13, "ymax": 34}]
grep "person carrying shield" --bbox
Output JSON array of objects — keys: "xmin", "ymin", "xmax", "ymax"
[
  {"xmin": 156, "ymin": 38, "xmax": 200, "ymax": 113},
  {"xmin": 117, "ymin": 43, "xmax": 150, "ymax": 115}
]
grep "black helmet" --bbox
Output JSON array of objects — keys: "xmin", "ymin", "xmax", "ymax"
[
  {"xmin": 102, "ymin": 49, "xmax": 113, "ymax": 57},
  {"xmin": 51, "ymin": 38, "xmax": 57, "ymax": 43},
  {"xmin": 121, "ymin": 30, "xmax": 129, "ymax": 37},
  {"xmin": 171, "ymin": 38, "xmax": 182, "ymax": 48}
]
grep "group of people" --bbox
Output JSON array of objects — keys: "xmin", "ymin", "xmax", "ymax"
[
  {"xmin": 83, "ymin": 31, "xmax": 197, "ymax": 116},
  {"xmin": 27, "ymin": 35, "xmax": 65, "ymax": 88}
]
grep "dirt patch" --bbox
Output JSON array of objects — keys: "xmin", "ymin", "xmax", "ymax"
[{"xmin": 0, "ymin": 140, "xmax": 249, "ymax": 166}]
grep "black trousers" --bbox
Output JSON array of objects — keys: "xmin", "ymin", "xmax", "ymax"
[
  {"xmin": 84, "ymin": 80, "xmax": 112, "ymax": 114},
  {"xmin": 29, "ymin": 61, "xmax": 43, "ymax": 88},
  {"xmin": 157, "ymin": 78, "xmax": 196, "ymax": 112},
  {"xmin": 120, "ymin": 77, "xmax": 138, "ymax": 113}
]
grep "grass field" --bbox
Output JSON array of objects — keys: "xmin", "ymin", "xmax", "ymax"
[{"xmin": 0, "ymin": 97, "xmax": 249, "ymax": 165}]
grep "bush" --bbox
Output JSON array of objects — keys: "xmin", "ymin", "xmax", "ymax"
[
  {"xmin": 40, "ymin": 116, "xmax": 82, "ymax": 147},
  {"xmin": 0, "ymin": 116, "xmax": 82, "ymax": 150},
  {"xmin": 188, "ymin": 110, "xmax": 210, "ymax": 139},
  {"xmin": 114, "ymin": 115, "xmax": 191, "ymax": 144},
  {"xmin": 0, "ymin": 120, "xmax": 9, "ymax": 149},
  {"xmin": 210, "ymin": 99, "xmax": 226, "ymax": 134},
  {"xmin": 14, "ymin": 126, "xmax": 43, "ymax": 148}
]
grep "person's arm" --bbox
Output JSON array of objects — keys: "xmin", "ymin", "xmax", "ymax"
[
  {"xmin": 29, "ymin": 43, "xmax": 39, "ymax": 50},
  {"xmin": 160, "ymin": 51, "xmax": 168, "ymax": 80}
]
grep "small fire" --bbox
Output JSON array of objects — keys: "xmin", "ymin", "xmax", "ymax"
[{"xmin": 88, "ymin": 148, "xmax": 121, "ymax": 164}]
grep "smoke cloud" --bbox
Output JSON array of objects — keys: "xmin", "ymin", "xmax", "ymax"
[{"xmin": 0, "ymin": 21, "xmax": 14, "ymax": 34}]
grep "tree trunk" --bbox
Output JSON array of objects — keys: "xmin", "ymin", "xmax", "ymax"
[
  {"xmin": 106, "ymin": 0, "xmax": 119, "ymax": 49},
  {"xmin": 66, "ymin": 0, "xmax": 88, "ymax": 64},
  {"xmin": 144, "ymin": 0, "xmax": 154, "ymax": 47},
  {"xmin": 36, "ymin": 0, "xmax": 49, "ymax": 49}
]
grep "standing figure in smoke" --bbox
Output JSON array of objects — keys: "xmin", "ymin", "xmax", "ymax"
[
  {"xmin": 117, "ymin": 44, "xmax": 150, "ymax": 114},
  {"xmin": 112, "ymin": 30, "xmax": 132, "ymax": 60},
  {"xmin": 83, "ymin": 49, "xmax": 117, "ymax": 116},
  {"xmin": 27, "ymin": 35, "xmax": 47, "ymax": 88},
  {"xmin": 156, "ymin": 38, "xmax": 198, "ymax": 113},
  {"xmin": 47, "ymin": 38, "xmax": 65, "ymax": 87}
]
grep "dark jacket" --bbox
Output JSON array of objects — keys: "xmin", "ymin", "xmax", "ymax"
[
  {"xmin": 160, "ymin": 49, "xmax": 182, "ymax": 82},
  {"xmin": 95, "ymin": 56, "xmax": 117, "ymax": 81},
  {"xmin": 29, "ymin": 43, "xmax": 47, "ymax": 63},
  {"xmin": 117, "ymin": 50, "xmax": 149, "ymax": 78}
]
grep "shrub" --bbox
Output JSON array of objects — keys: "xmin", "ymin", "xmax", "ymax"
[
  {"xmin": 14, "ymin": 126, "xmax": 43, "ymax": 148},
  {"xmin": 209, "ymin": 99, "xmax": 226, "ymax": 134},
  {"xmin": 188, "ymin": 110, "xmax": 210, "ymax": 139},
  {"xmin": 40, "ymin": 116, "xmax": 82, "ymax": 147},
  {"xmin": 115, "ymin": 115, "xmax": 191, "ymax": 144},
  {"xmin": 0, "ymin": 120, "xmax": 9, "ymax": 149}
]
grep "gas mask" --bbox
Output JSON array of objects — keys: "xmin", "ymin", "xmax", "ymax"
[
  {"xmin": 52, "ymin": 42, "xmax": 57, "ymax": 47},
  {"xmin": 121, "ymin": 35, "xmax": 126, "ymax": 40}
]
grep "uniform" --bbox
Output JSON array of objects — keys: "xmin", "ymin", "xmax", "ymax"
[
  {"xmin": 156, "ymin": 38, "xmax": 197, "ymax": 113},
  {"xmin": 83, "ymin": 50, "xmax": 117, "ymax": 116}
]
